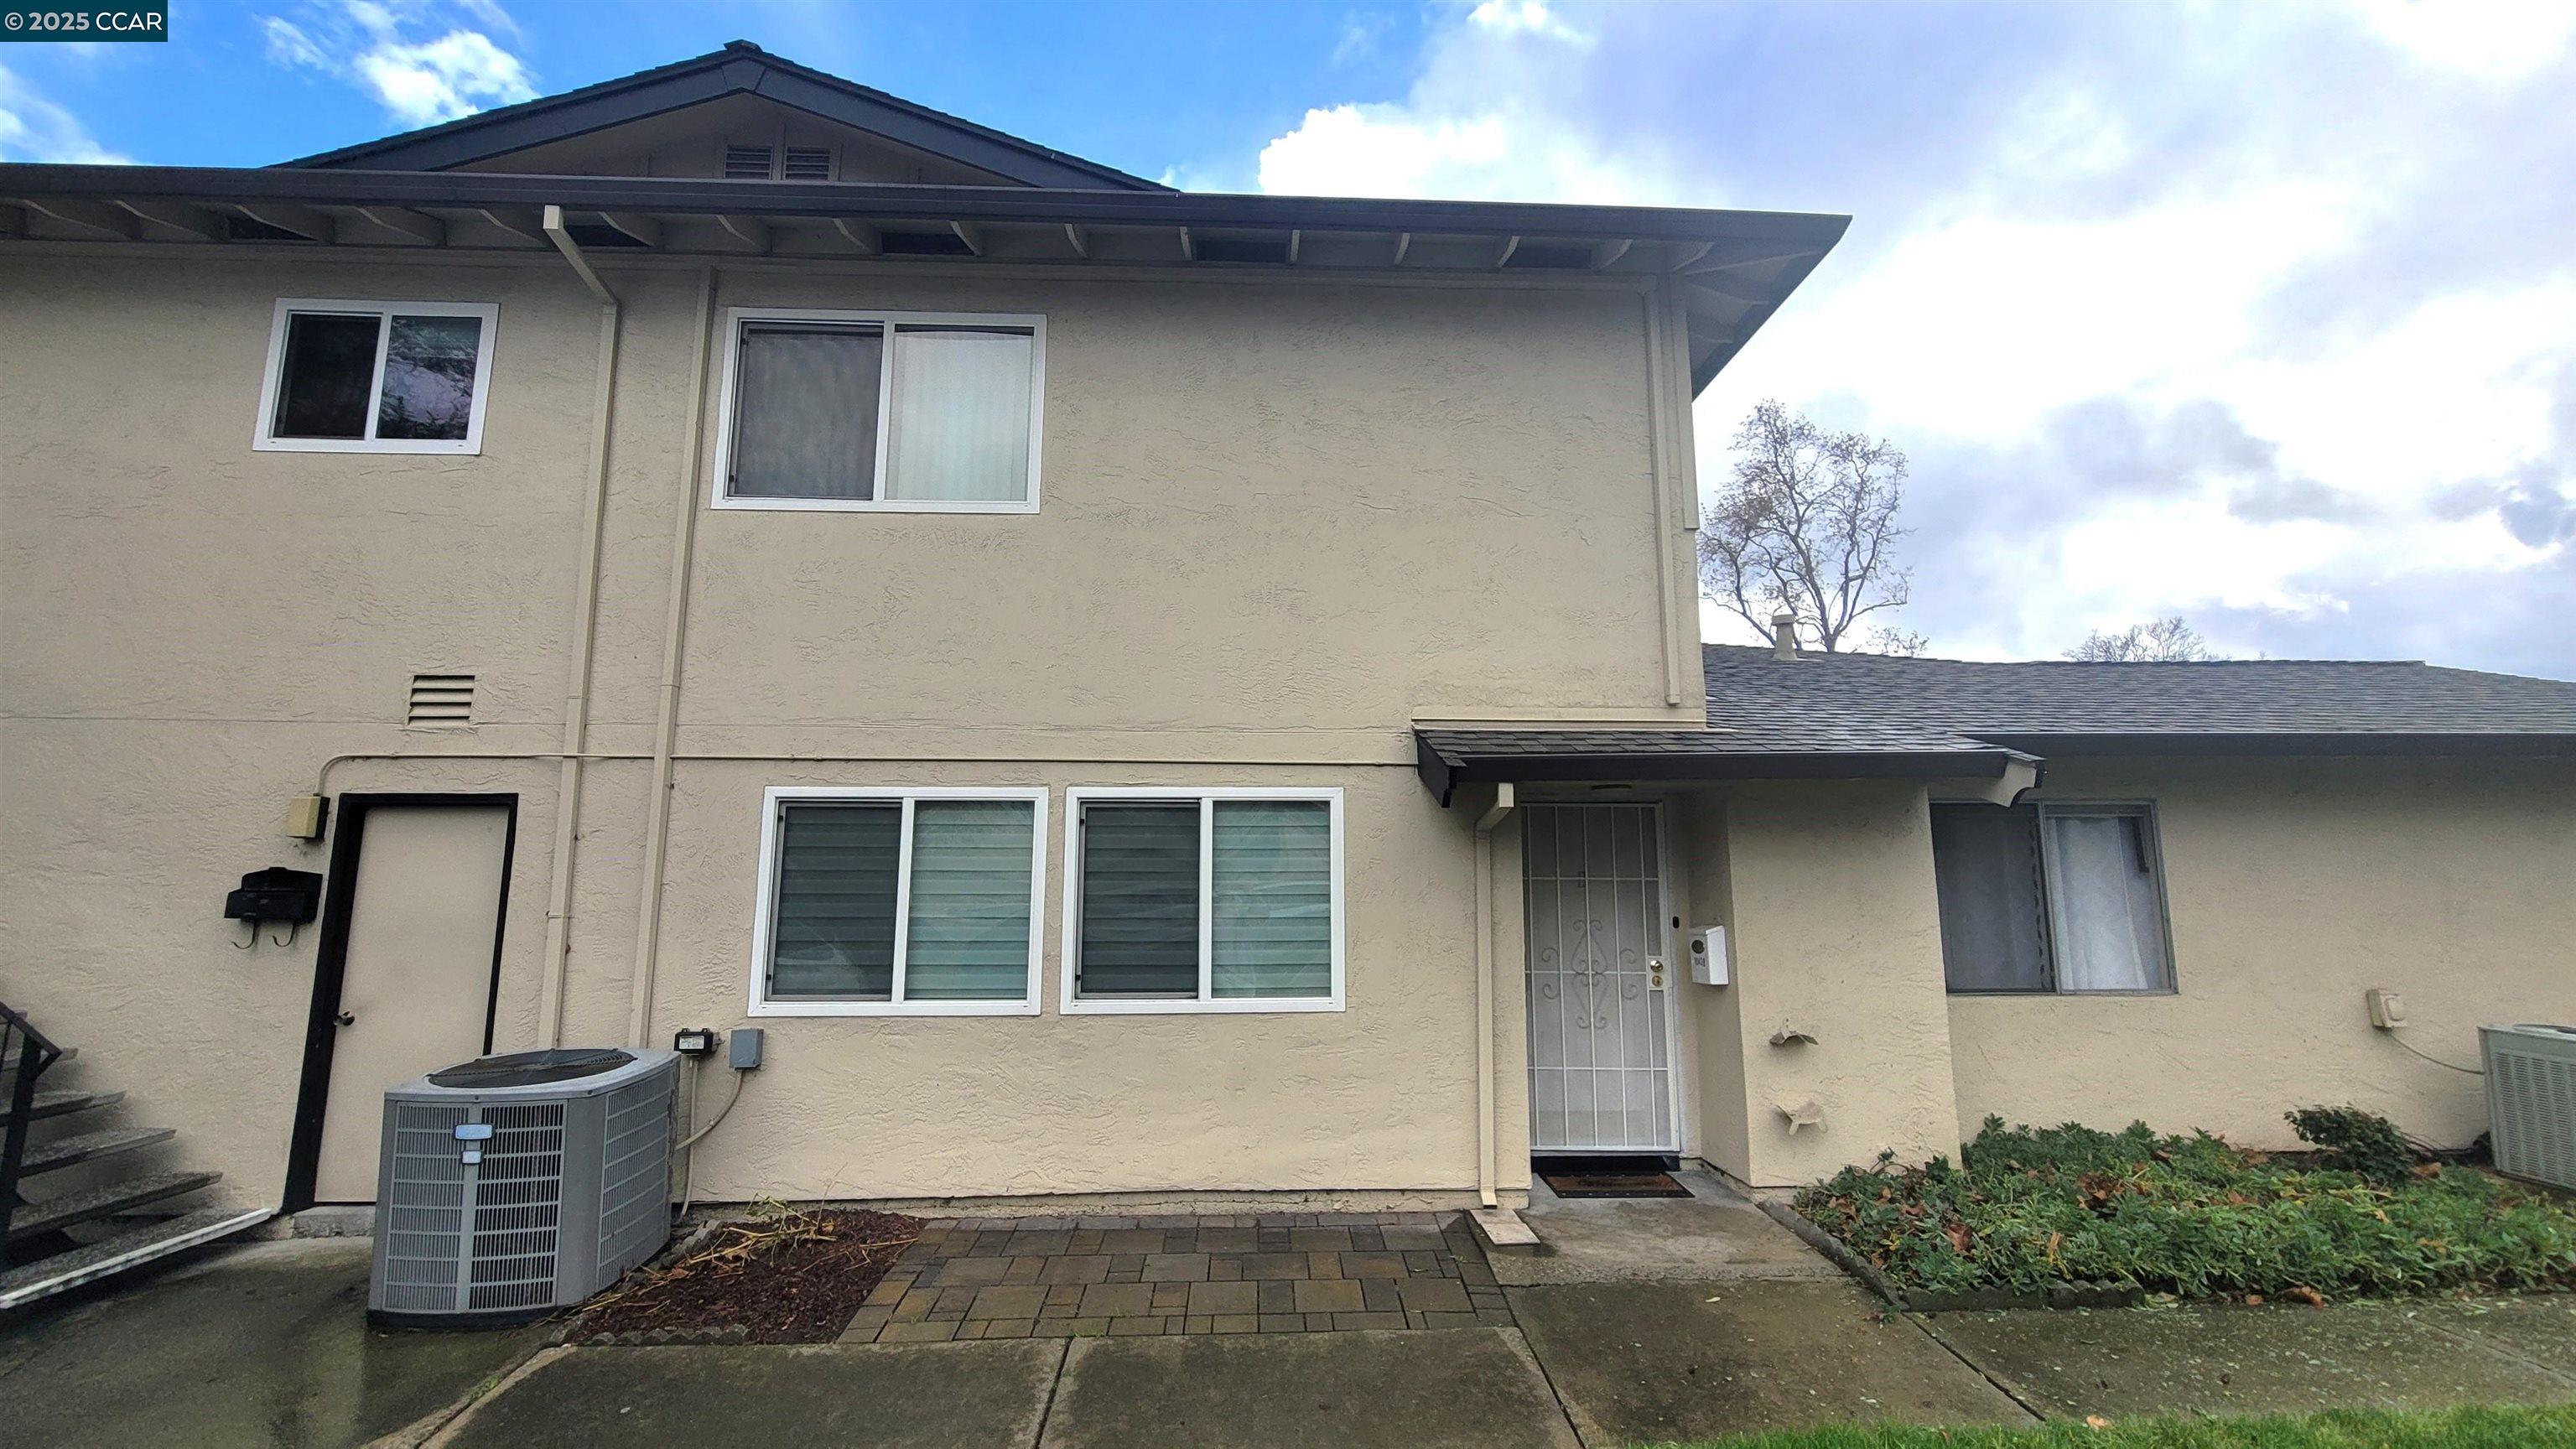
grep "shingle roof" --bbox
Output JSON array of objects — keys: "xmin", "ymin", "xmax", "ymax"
[{"xmin": 1415, "ymin": 646, "xmax": 2576, "ymax": 802}]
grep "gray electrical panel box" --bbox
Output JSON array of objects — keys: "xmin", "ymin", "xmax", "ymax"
[{"xmin": 729, "ymin": 1027, "xmax": 765, "ymax": 1071}]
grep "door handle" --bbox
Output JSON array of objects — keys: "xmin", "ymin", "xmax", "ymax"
[{"xmin": 335, "ymin": 1010, "xmax": 356, "ymax": 1027}]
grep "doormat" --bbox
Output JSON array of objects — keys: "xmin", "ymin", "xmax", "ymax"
[{"xmin": 1542, "ymin": 1171, "xmax": 1692, "ymax": 1199}]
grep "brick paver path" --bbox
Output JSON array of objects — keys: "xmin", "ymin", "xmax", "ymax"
[{"xmin": 839, "ymin": 1211, "xmax": 1511, "ymax": 1343}]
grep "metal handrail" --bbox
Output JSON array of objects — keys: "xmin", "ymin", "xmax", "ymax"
[{"xmin": 1, "ymin": 1000, "xmax": 65, "ymax": 1271}]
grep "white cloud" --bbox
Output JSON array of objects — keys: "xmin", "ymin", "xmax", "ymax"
[
  {"xmin": 2340, "ymin": 0, "xmax": 2576, "ymax": 84},
  {"xmin": 0, "ymin": 62, "xmax": 127, "ymax": 164},
  {"xmin": 259, "ymin": 2, "xmax": 535, "ymax": 127},
  {"xmin": 355, "ymin": 30, "xmax": 534, "ymax": 126},
  {"xmin": 1258, "ymin": 1, "xmax": 2576, "ymax": 672}
]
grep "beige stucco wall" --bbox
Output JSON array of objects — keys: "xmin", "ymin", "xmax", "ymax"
[
  {"xmin": 1949, "ymin": 756, "xmax": 2576, "ymax": 1150},
  {"xmin": 2, "ymin": 245, "xmax": 1674, "ymax": 1207}
]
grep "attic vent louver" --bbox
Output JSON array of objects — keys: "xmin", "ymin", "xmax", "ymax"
[
  {"xmin": 407, "ymin": 673, "xmax": 475, "ymax": 727},
  {"xmin": 782, "ymin": 147, "xmax": 833, "ymax": 181},
  {"xmin": 724, "ymin": 145, "xmax": 775, "ymax": 179}
]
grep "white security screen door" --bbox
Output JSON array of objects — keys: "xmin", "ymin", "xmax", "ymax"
[{"xmin": 1522, "ymin": 803, "xmax": 1675, "ymax": 1152}]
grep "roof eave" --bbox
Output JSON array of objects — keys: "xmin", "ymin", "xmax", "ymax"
[
  {"xmin": 1971, "ymin": 731, "xmax": 2576, "ymax": 758},
  {"xmin": 1416, "ymin": 735, "xmax": 2026, "ymax": 807}
]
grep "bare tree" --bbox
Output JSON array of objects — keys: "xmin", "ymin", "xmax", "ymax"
[
  {"xmin": 1696, "ymin": 401, "xmax": 1916, "ymax": 653},
  {"xmin": 2065, "ymin": 616, "xmax": 2221, "ymax": 662}
]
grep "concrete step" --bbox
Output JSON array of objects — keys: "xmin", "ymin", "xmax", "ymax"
[
  {"xmin": 1470, "ymin": 1207, "xmax": 1544, "ymax": 1254},
  {"xmin": 17, "ymin": 1125, "xmax": 174, "ymax": 1177},
  {"xmin": 0, "ymin": 1206, "xmax": 270, "ymax": 1311},
  {"xmin": 0, "ymin": 1044, "xmax": 75, "ymax": 1074},
  {"xmin": 9, "ymin": 1170, "xmax": 223, "ymax": 1242},
  {"xmin": 0, "ymin": 1087, "xmax": 125, "ymax": 1128}
]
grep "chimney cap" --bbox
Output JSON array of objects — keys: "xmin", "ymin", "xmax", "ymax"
[{"xmin": 1770, "ymin": 611, "xmax": 1800, "ymax": 661}]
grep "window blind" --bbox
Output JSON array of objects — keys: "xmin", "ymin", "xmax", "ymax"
[
  {"xmin": 883, "ymin": 327, "xmax": 1034, "ymax": 502},
  {"xmin": 1211, "ymin": 801, "xmax": 1332, "ymax": 998},
  {"xmin": 769, "ymin": 802, "xmax": 901, "ymax": 999},
  {"xmin": 1077, "ymin": 804, "xmax": 1201, "ymax": 996},
  {"xmin": 730, "ymin": 323, "xmax": 883, "ymax": 499},
  {"xmin": 901, "ymin": 800, "xmax": 1036, "ymax": 1000}
]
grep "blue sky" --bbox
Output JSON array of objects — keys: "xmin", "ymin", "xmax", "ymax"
[{"xmin": 8, "ymin": 1, "xmax": 2575, "ymax": 675}]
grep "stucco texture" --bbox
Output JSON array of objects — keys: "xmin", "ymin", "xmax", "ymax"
[
  {"xmin": 3, "ymin": 248, "xmax": 1680, "ymax": 1207},
  {"xmin": 1947, "ymin": 756, "xmax": 2576, "ymax": 1150}
]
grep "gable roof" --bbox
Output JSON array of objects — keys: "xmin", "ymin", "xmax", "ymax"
[
  {"xmin": 1415, "ymin": 646, "xmax": 2576, "ymax": 801},
  {"xmin": 283, "ymin": 40, "xmax": 1170, "ymax": 192}
]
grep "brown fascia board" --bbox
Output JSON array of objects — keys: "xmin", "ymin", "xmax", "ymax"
[
  {"xmin": 1415, "ymin": 735, "xmax": 2023, "ymax": 806},
  {"xmin": 0, "ymin": 163, "xmax": 1851, "ymax": 253}
]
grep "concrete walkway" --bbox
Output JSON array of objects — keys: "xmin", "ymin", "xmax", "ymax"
[{"xmin": 5, "ymin": 1223, "xmax": 2573, "ymax": 1447}]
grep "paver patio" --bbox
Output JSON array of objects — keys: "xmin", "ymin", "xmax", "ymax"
[{"xmin": 842, "ymin": 1211, "xmax": 1511, "ymax": 1343}]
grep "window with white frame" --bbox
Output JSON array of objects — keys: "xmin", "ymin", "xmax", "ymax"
[
  {"xmin": 1930, "ymin": 802, "xmax": 2175, "ymax": 995},
  {"xmin": 255, "ymin": 299, "xmax": 497, "ymax": 454},
  {"xmin": 713, "ymin": 308, "xmax": 1042, "ymax": 512},
  {"xmin": 751, "ymin": 788, "xmax": 1046, "ymax": 1015},
  {"xmin": 1064, "ymin": 789, "xmax": 1343, "ymax": 1012}
]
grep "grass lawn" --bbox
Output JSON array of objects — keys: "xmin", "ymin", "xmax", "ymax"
[
  {"xmin": 1646, "ymin": 1404, "xmax": 2576, "ymax": 1448},
  {"xmin": 1793, "ymin": 1118, "xmax": 2576, "ymax": 1301}
]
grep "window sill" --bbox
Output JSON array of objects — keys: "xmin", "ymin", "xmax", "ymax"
[
  {"xmin": 712, "ymin": 495, "xmax": 1038, "ymax": 515},
  {"xmin": 1061, "ymin": 997, "xmax": 1344, "ymax": 1016},
  {"xmin": 254, "ymin": 437, "xmax": 483, "ymax": 455},
  {"xmin": 1946, "ymin": 989, "xmax": 2179, "ymax": 1000},
  {"xmin": 749, "ymin": 998, "xmax": 1041, "ymax": 1018}
]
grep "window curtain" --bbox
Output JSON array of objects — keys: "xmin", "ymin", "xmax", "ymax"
[
  {"xmin": 1929, "ymin": 805, "xmax": 2053, "ymax": 991},
  {"xmin": 730, "ymin": 323, "xmax": 883, "ymax": 499},
  {"xmin": 2042, "ymin": 813, "xmax": 2170, "ymax": 991},
  {"xmin": 769, "ymin": 803, "xmax": 900, "ymax": 998},
  {"xmin": 883, "ymin": 328, "xmax": 1033, "ymax": 502},
  {"xmin": 1211, "ymin": 801, "xmax": 1332, "ymax": 998},
  {"xmin": 1078, "ymin": 804, "xmax": 1200, "ymax": 995},
  {"xmin": 901, "ymin": 801, "xmax": 1035, "ymax": 1000}
]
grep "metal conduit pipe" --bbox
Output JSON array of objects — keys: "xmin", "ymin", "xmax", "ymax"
[
  {"xmin": 534, "ymin": 205, "xmax": 622, "ymax": 1048},
  {"xmin": 1472, "ymin": 782, "xmax": 1516, "ymax": 1208}
]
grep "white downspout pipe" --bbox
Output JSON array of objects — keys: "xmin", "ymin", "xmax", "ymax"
[
  {"xmin": 534, "ymin": 206, "xmax": 621, "ymax": 1047},
  {"xmin": 626, "ymin": 266, "xmax": 719, "ymax": 1049},
  {"xmin": 1472, "ymin": 782, "xmax": 1516, "ymax": 1208}
]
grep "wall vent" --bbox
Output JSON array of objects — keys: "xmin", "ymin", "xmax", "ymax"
[
  {"xmin": 407, "ymin": 674, "xmax": 475, "ymax": 727},
  {"xmin": 781, "ymin": 147, "xmax": 834, "ymax": 181},
  {"xmin": 724, "ymin": 144, "xmax": 775, "ymax": 179}
]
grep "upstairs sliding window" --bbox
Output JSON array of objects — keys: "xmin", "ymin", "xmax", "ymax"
[
  {"xmin": 255, "ymin": 299, "xmax": 498, "ymax": 454},
  {"xmin": 1930, "ymin": 802, "xmax": 2176, "ymax": 995},
  {"xmin": 714, "ymin": 309, "xmax": 1042, "ymax": 512}
]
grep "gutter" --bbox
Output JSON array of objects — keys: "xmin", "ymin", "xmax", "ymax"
[
  {"xmin": 1471, "ymin": 783, "xmax": 1516, "ymax": 1209},
  {"xmin": 532, "ymin": 206, "xmax": 621, "ymax": 1047},
  {"xmin": 0, "ymin": 163, "xmax": 1851, "ymax": 251}
]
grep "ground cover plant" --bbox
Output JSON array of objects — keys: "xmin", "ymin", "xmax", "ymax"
[
  {"xmin": 1649, "ymin": 1404, "xmax": 2576, "ymax": 1448},
  {"xmin": 1792, "ymin": 1114, "xmax": 2576, "ymax": 1301}
]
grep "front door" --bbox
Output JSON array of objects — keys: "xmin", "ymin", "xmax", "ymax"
[
  {"xmin": 312, "ymin": 803, "xmax": 512, "ymax": 1202},
  {"xmin": 1522, "ymin": 803, "xmax": 1675, "ymax": 1153}
]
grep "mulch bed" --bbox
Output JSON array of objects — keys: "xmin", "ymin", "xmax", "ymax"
[{"xmin": 573, "ymin": 1208, "xmax": 922, "ymax": 1344}]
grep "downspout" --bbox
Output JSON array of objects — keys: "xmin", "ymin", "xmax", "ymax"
[
  {"xmin": 1472, "ymin": 782, "xmax": 1516, "ymax": 1208},
  {"xmin": 534, "ymin": 205, "xmax": 621, "ymax": 1048},
  {"xmin": 626, "ymin": 266, "xmax": 720, "ymax": 1049}
]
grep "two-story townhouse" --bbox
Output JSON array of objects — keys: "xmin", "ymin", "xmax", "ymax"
[{"xmin": 4, "ymin": 44, "xmax": 2573, "ymax": 1305}]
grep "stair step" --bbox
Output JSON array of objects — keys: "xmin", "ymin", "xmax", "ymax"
[
  {"xmin": 0, "ymin": 1206, "xmax": 270, "ymax": 1311},
  {"xmin": 8, "ymin": 1169, "xmax": 222, "ymax": 1242},
  {"xmin": 0, "ymin": 1045, "xmax": 75, "ymax": 1074},
  {"xmin": 16, "ymin": 1126, "xmax": 174, "ymax": 1176},
  {"xmin": 0, "ymin": 1088, "xmax": 125, "ymax": 1127}
]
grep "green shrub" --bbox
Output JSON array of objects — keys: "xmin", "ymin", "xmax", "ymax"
[
  {"xmin": 2283, "ymin": 1104, "xmax": 2417, "ymax": 1185},
  {"xmin": 1790, "ymin": 1116, "xmax": 2576, "ymax": 1301}
]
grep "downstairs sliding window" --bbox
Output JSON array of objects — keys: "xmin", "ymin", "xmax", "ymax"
[
  {"xmin": 751, "ymin": 788, "xmax": 1046, "ymax": 1015},
  {"xmin": 1930, "ymin": 802, "xmax": 2176, "ymax": 995},
  {"xmin": 1064, "ymin": 788, "xmax": 1343, "ymax": 1014}
]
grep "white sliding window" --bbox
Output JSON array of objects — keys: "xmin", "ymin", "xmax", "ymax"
[
  {"xmin": 254, "ymin": 299, "xmax": 498, "ymax": 454},
  {"xmin": 712, "ymin": 308, "xmax": 1043, "ymax": 513},
  {"xmin": 1930, "ymin": 801, "xmax": 2176, "ymax": 995},
  {"xmin": 750, "ymin": 787, "xmax": 1046, "ymax": 1015},
  {"xmin": 1062, "ymin": 788, "xmax": 1343, "ymax": 1014}
]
